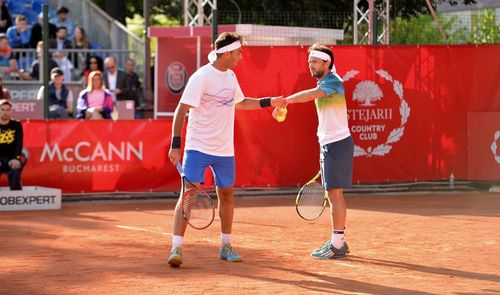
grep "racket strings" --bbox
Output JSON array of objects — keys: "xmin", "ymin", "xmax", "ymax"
[
  {"xmin": 182, "ymin": 189, "xmax": 214, "ymax": 228},
  {"xmin": 297, "ymin": 182, "xmax": 326, "ymax": 219}
]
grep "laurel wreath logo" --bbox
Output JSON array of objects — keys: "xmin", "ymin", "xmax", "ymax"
[
  {"xmin": 491, "ymin": 130, "xmax": 500, "ymax": 164},
  {"xmin": 343, "ymin": 69, "xmax": 411, "ymax": 157}
]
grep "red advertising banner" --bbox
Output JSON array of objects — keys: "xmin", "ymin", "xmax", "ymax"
[
  {"xmin": 154, "ymin": 36, "xmax": 212, "ymax": 115},
  {"xmin": 12, "ymin": 120, "xmax": 179, "ymax": 193},
  {"xmin": 3, "ymin": 45, "xmax": 496, "ymax": 193},
  {"xmin": 231, "ymin": 45, "xmax": 499, "ymax": 185},
  {"xmin": 467, "ymin": 113, "xmax": 500, "ymax": 180}
]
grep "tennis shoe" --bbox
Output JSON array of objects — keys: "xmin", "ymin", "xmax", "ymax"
[
  {"xmin": 168, "ymin": 247, "xmax": 183, "ymax": 267},
  {"xmin": 311, "ymin": 240, "xmax": 332, "ymax": 254},
  {"xmin": 311, "ymin": 242, "xmax": 349, "ymax": 260},
  {"xmin": 219, "ymin": 244, "xmax": 242, "ymax": 262}
]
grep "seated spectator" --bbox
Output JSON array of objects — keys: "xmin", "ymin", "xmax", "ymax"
[
  {"xmin": 0, "ymin": 35, "xmax": 24, "ymax": 81},
  {"xmin": 4, "ymin": 56, "xmax": 22, "ymax": 80},
  {"xmin": 50, "ymin": 6, "xmax": 74, "ymax": 41},
  {"xmin": 81, "ymin": 55, "xmax": 103, "ymax": 84},
  {"xmin": 6, "ymin": 15, "xmax": 31, "ymax": 49},
  {"xmin": 0, "ymin": 99, "xmax": 25, "ymax": 190},
  {"xmin": 123, "ymin": 57, "xmax": 143, "ymax": 108},
  {"xmin": 30, "ymin": 12, "xmax": 57, "ymax": 49},
  {"xmin": 36, "ymin": 67, "xmax": 73, "ymax": 119},
  {"xmin": 49, "ymin": 26, "xmax": 72, "ymax": 52},
  {"xmin": 103, "ymin": 56, "xmax": 127, "ymax": 102},
  {"xmin": 0, "ymin": 0, "xmax": 12, "ymax": 34},
  {"xmin": 0, "ymin": 75, "xmax": 10, "ymax": 99},
  {"xmin": 72, "ymin": 26, "xmax": 92, "ymax": 78},
  {"xmin": 49, "ymin": 26, "xmax": 73, "ymax": 81},
  {"xmin": 76, "ymin": 70, "xmax": 113, "ymax": 119},
  {"xmin": 0, "ymin": 33, "xmax": 14, "ymax": 73},
  {"xmin": 17, "ymin": 41, "xmax": 58, "ymax": 81}
]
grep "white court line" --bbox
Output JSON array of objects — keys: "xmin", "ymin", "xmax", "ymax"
[{"xmin": 116, "ymin": 225, "xmax": 172, "ymax": 236}]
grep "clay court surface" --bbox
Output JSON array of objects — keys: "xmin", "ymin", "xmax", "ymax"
[{"xmin": 1, "ymin": 192, "xmax": 499, "ymax": 294}]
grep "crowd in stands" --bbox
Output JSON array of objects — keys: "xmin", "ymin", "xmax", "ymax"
[{"xmin": 0, "ymin": 1, "xmax": 143, "ymax": 120}]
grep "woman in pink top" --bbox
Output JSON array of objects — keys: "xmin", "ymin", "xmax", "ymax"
[{"xmin": 76, "ymin": 70, "xmax": 113, "ymax": 119}]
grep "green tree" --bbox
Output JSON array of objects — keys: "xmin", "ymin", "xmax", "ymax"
[
  {"xmin": 391, "ymin": 14, "xmax": 468, "ymax": 44},
  {"xmin": 91, "ymin": 0, "xmax": 477, "ymax": 27},
  {"xmin": 469, "ymin": 9, "xmax": 500, "ymax": 44}
]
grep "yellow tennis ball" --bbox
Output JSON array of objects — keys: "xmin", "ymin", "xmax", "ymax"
[{"xmin": 276, "ymin": 108, "xmax": 287, "ymax": 122}]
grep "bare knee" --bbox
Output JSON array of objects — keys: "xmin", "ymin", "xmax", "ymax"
[
  {"xmin": 217, "ymin": 187, "xmax": 234, "ymax": 204},
  {"xmin": 328, "ymin": 188, "xmax": 344, "ymax": 200}
]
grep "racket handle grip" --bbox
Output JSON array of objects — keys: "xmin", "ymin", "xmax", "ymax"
[{"xmin": 175, "ymin": 162, "xmax": 185, "ymax": 177}]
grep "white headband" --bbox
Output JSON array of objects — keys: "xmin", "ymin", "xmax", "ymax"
[
  {"xmin": 309, "ymin": 50, "xmax": 331, "ymax": 62},
  {"xmin": 208, "ymin": 40, "xmax": 242, "ymax": 64}
]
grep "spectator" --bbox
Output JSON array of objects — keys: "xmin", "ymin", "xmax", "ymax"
[
  {"xmin": 36, "ymin": 67, "xmax": 74, "ymax": 119},
  {"xmin": 0, "ymin": 0, "xmax": 12, "ymax": 34},
  {"xmin": 0, "ymin": 34, "xmax": 25, "ymax": 81},
  {"xmin": 72, "ymin": 26, "xmax": 91, "ymax": 78},
  {"xmin": 0, "ymin": 99, "xmax": 25, "ymax": 190},
  {"xmin": 49, "ymin": 26, "xmax": 72, "ymax": 52},
  {"xmin": 76, "ymin": 70, "xmax": 113, "ymax": 119},
  {"xmin": 103, "ymin": 56, "xmax": 127, "ymax": 102},
  {"xmin": 30, "ymin": 12, "xmax": 57, "ymax": 49},
  {"xmin": 0, "ymin": 75, "xmax": 10, "ymax": 99},
  {"xmin": 0, "ymin": 33, "xmax": 14, "ymax": 74},
  {"xmin": 6, "ymin": 15, "xmax": 31, "ymax": 49},
  {"xmin": 17, "ymin": 41, "xmax": 58, "ymax": 81},
  {"xmin": 50, "ymin": 6, "xmax": 74, "ymax": 41},
  {"xmin": 81, "ymin": 55, "xmax": 103, "ymax": 84},
  {"xmin": 123, "ymin": 58, "xmax": 143, "ymax": 108},
  {"xmin": 49, "ymin": 26, "xmax": 73, "ymax": 81}
]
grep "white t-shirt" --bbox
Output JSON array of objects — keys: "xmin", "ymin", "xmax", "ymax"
[
  {"xmin": 315, "ymin": 72, "xmax": 351, "ymax": 146},
  {"xmin": 180, "ymin": 64, "xmax": 245, "ymax": 156}
]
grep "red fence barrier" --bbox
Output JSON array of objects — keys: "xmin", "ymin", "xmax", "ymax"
[{"xmin": 2, "ymin": 45, "xmax": 498, "ymax": 193}]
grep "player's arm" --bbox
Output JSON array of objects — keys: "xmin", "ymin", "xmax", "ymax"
[
  {"xmin": 235, "ymin": 96, "xmax": 286, "ymax": 110},
  {"xmin": 168, "ymin": 103, "xmax": 191, "ymax": 165},
  {"xmin": 286, "ymin": 87, "xmax": 326, "ymax": 104}
]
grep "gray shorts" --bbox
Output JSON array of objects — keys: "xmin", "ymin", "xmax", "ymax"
[{"xmin": 319, "ymin": 136, "xmax": 354, "ymax": 190}]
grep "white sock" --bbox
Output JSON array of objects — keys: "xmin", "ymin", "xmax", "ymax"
[
  {"xmin": 331, "ymin": 229, "xmax": 345, "ymax": 249},
  {"xmin": 221, "ymin": 233, "xmax": 231, "ymax": 246},
  {"xmin": 172, "ymin": 235, "xmax": 183, "ymax": 250}
]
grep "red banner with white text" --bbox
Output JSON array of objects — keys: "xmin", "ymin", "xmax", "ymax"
[
  {"xmin": 230, "ymin": 45, "xmax": 500, "ymax": 184},
  {"xmin": 3, "ymin": 45, "xmax": 498, "ymax": 193},
  {"xmin": 13, "ymin": 120, "xmax": 178, "ymax": 193}
]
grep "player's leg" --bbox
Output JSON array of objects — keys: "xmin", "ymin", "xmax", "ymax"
[
  {"xmin": 211, "ymin": 155, "xmax": 242, "ymax": 262},
  {"xmin": 216, "ymin": 186, "xmax": 234, "ymax": 235},
  {"xmin": 327, "ymin": 188, "xmax": 347, "ymax": 248},
  {"xmin": 311, "ymin": 136, "xmax": 353, "ymax": 260},
  {"xmin": 168, "ymin": 150, "xmax": 207, "ymax": 267}
]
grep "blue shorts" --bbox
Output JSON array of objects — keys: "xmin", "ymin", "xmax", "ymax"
[
  {"xmin": 183, "ymin": 150, "xmax": 235, "ymax": 189},
  {"xmin": 319, "ymin": 136, "xmax": 354, "ymax": 190}
]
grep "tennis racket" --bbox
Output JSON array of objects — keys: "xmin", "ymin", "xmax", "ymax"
[
  {"xmin": 176, "ymin": 162, "xmax": 215, "ymax": 230},
  {"xmin": 296, "ymin": 170, "xmax": 328, "ymax": 220}
]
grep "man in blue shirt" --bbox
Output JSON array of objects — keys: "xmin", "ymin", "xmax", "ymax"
[
  {"xmin": 276, "ymin": 44, "xmax": 354, "ymax": 260},
  {"xmin": 50, "ymin": 6, "xmax": 74, "ymax": 41},
  {"xmin": 6, "ymin": 15, "xmax": 31, "ymax": 49}
]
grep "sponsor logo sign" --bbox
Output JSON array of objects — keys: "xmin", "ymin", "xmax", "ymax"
[
  {"xmin": 0, "ymin": 186, "xmax": 61, "ymax": 211},
  {"xmin": 491, "ymin": 130, "xmax": 500, "ymax": 164},
  {"xmin": 39, "ymin": 141, "xmax": 144, "ymax": 174},
  {"xmin": 344, "ymin": 69, "xmax": 411, "ymax": 157},
  {"xmin": 165, "ymin": 61, "xmax": 187, "ymax": 94}
]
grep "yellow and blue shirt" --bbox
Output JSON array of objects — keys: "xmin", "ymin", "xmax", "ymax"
[{"xmin": 315, "ymin": 71, "xmax": 351, "ymax": 146}]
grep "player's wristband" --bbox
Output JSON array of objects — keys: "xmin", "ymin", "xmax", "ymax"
[
  {"xmin": 171, "ymin": 136, "xmax": 181, "ymax": 149},
  {"xmin": 259, "ymin": 97, "xmax": 272, "ymax": 108}
]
